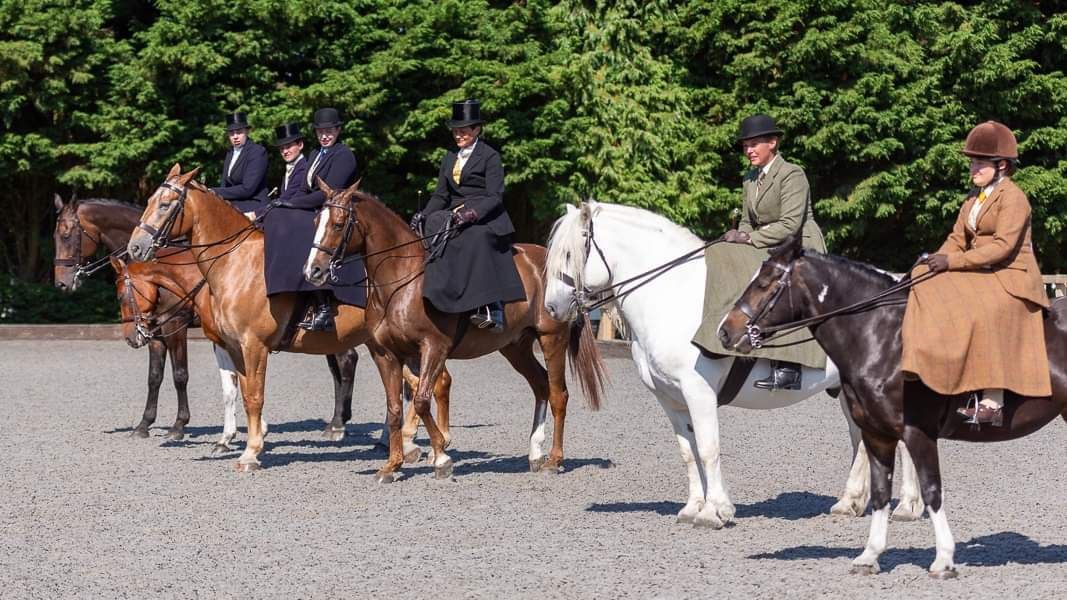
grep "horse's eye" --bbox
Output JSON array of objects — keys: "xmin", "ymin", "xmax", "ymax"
[{"xmin": 332, "ymin": 222, "xmax": 344, "ymax": 231}]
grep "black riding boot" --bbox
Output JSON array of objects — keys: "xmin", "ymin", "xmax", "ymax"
[
  {"xmin": 470, "ymin": 301, "xmax": 505, "ymax": 332},
  {"xmin": 299, "ymin": 291, "xmax": 335, "ymax": 332},
  {"xmin": 753, "ymin": 361, "xmax": 802, "ymax": 391}
]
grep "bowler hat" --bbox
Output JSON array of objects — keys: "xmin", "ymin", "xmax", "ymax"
[
  {"xmin": 446, "ymin": 99, "xmax": 485, "ymax": 129},
  {"xmin": 737, "ymin": 114, "xmax": 784, "ymax": 142},
  {"xmin": 273, "ymin": 123, "xmax": 304, "ymax": 146},
  {"xmin": 312, "ymin": 107, "xmax": 343, "ymax": 129},
  {"xmin": 224, "ymin": 111, "xmax": 251, "ymax": 132}
]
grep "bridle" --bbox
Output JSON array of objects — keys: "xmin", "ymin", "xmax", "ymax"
[
  {"xmin": 137, "ymin": 180, "xmax": 189, "ymax": 250},
  {"xmin": 119, "ymin": 271, "xmax": 207, "ymax": 342},
  {"xmin": 54, "ymin": 213, "xmax": 106, "ymax": 286},
  {"xmin": 311, "ymin": 199, "xmax": 358, "ymax": 284},
  {"xmin": 734, "ymin": 259, "xmax": 796, "ymax": 349}
]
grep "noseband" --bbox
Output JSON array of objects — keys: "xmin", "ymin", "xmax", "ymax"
[
  {"xmin": 735, "ymin": 260, "xmax": 794, "ymax": 349},
  {"xmin": 54, "ymin": 216, "xmax": 103, "ymax": 286},
  {"xmin": 560, "ymin": 218, "xmax": 614, "ymax": 314},
  {"xmin": 311, "ymin": 200, "xmax": 357, "ymax": 283},
  {"xmin": 137, "ymin": 180, "xmax": 189, "ymax": 249},
  {"xmin": 119, "ymin": 273, "xmax": 154, "ymax": 342}
]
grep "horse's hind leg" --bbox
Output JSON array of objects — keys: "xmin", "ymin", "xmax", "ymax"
[
  {"xmin": 892, "ymin": 443, "xmax": 925, "ymax": 521},
  {"xmin": 850, "ymin": 432, "xmax": 897, "ymax": 575},
  {"xmin": 504, "ymin": 335, "xmax": 560, "ymax": 472},
  {"xmin": 212, "ymin": 344, "xmax": 241, "ymax": 454},
  {"xmin": 323, "ymin": 351, "xmax": 357, "ymax": 441},
  {"xmin": 163, "ymin": 327, "xmax": 191, "ymax": 441},
  {"xmin": 235, "ymin": 346, "xmax": 269, "ymax": 472},
  {"xmin": 132, "ymin": 338, "xmax": 167, "ymax": 438},
  {"xmin": 902, "ymin": 426, "xmax": 957, "ymax": 578}
]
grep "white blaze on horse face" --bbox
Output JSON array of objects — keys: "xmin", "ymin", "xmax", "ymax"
[
  {"xmin": 817, "ymin": 284, "xmax": 829, "ymax": 303},
  {"xmin": 304, "ymin": 207, "xmax": 331, "ymax": 278}
]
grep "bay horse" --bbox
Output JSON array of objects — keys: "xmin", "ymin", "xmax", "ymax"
[
  {"xmin": 540, "ymin": 201, "xmax": 921, "ymax": 528},
  {"xmin": 303, "ymin": 181, "xmax": 606, "ymax": 482},
  {"xmin": 125, "ymin": 165, "xmax": 452, "ymax": 472},
  {"xmin": 54, "ymin": 193, "xmax": 363, "ymax": 448},
  {"xmin": 718, "ymin": 236, "xmax": 1067, "ymax": 577}
]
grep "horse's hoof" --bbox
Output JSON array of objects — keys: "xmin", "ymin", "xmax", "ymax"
[
  {"xmin": 235, "ymin": 461, "xmax": 261, "ymax": 473},
  {"xmin": 434, "ymin": 458, "xmax": 454, "ymax": 480},
  {"xmin": 676, "ymin": 514, "xmax": 696, "ymax": 525},
  {"xmin": 130, "ymin": 428, "xmax": 150, "ymax": 439},
  {"xmin": 322, "ymin": 427, "xmax": 345, "ymax": 442},
  {"xmin": 403, "ymin": 447, "xmax": 423, "ymax": 464},
  {"xmin": 830, "ymin": 498, "xmax": 866, "ymax": 517},
  {"xmin": 850, "ymin": 564, "xmax": 879, "ymax": 576},
  {"xmin": 928, "ymin": 568, "xmax": 958, "ymax": 580},
  {"xmin": 891, "ymin": 501, "xmax": 924, "ymax": 522},
  {"xmin": 376, "ymin": 471, "xmax": 400, "ymax": 484},
  {"xmin": 211, "ymin": 443, "xmax": 234, "ymax": 456},
  {"xmin": 163, "ymin": 430, "xmax": 185, "ymax": 441},
  {"xmin": 529, "ymin": 457, "xmax": 546, "ymax": 472}
]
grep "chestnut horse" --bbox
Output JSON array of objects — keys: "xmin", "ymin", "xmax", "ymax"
[
  {"xmin": 54, "ymin": 193, "xmax": 363, "ymax": 448},
  {"xmin": 719, "ymin": 237, "xmax": 1067, "ymax": 578},
  {"xmin": 303, "ymin": 180, "xmax": 606, "ymax": 482},
  {"xmin": 126, "ymin": 165, "xmax": 452, "ymax": 472}
]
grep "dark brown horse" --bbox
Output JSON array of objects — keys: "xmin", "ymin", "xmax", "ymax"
[
  {"xmin": 718, "ymin": 237, "xmax": 1067, "ymax": 578},
  {"xmin": 125, "ymin": 166, "xmax": 452, "ymax": 472},
  {"xmin": 54, "ymin": 192, "xmax": 365, "ymax": 447},
  {"xmin": 303, "ymin": 180, "xmax": 606, "ymax": 482}
]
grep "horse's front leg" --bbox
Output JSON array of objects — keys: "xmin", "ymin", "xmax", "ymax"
[
  {"xmin": 831, "ymin": 392, "xmax": 870, "ymax": 516},
  {"xmin": 892, "ymin": 443, "xmax": 925, "ymax": 521},
  {"xmin": 902, "ymin": 426, "xmax": 957, "ymax": 578},
  {"xmin": 235, "ymin": 345, "xmax": 269, "ymax": 472},
  {"xmin": 163, "ymin": 327, "xmax": 191, "ymax": 441},
  {"xmin": 132, "ymin": 338, "xmax": 167, "ymax": 438},
  {"xmin": 657, "ymin": 398, "xmax": 706, "ymax": 524},
  {"xmin": 850, "ymin": 431, "xmax": 897, "ymax": 575},
  {"xmin": 683, "ymin": 377, "xmax": 734, "ymax": 528},
  {"xmin": 413, "ymin": 344, "xmax": 452, "ymax": 479},
  {"xmin": 400, "ymin": 363, "xmax": 425, "ymax": 463},
  {"xmin": 367, "ymin": 343, "xmax": 406, "ymax": 482}
]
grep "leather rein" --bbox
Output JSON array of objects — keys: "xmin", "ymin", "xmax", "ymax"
[{"xmin": 119, "ymin": 271, "xmax": 207, "ymax": 341}]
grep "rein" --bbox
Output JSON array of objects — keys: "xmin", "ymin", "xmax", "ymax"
[
  {"xmin": 739, "ymin": 257, "xmax": 939, "ymax": 349},
  {"xmin": 121, "ymin": 273, "xmax": 207, "ymax": 340},
  {"xmin": 54, "ymin": 216, "xmax": 128, "ymax": 285}
]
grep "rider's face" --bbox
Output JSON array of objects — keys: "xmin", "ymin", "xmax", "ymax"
[
  {"xmin": 228, "ymin": 128, "xmax": 249, "ymax": 148},
  {"xmin": 316, "ymin": 126, "xmax": 340, "ymax": 148},
  {"xmin": 451, "ymin": 126, "xmax": 480, "ymax": 149},
  {"xmin": 279, "ymin": 140, "xmax": 304, "ymax": 162},
  {"xmin": 969, "ymin": 158, "xmax": 999, "ymax": 188},
  {"xmin": 741, "ymin": 136, "xmax": 778, "ymax": 168}
]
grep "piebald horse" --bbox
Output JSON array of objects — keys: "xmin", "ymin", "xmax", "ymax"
[
  {"xmin": 54, "ymin": 193, "xmax": 363, "ymax": 448},
  {"xmin": 126, "ymin": 166, "xmax": 451, "ymax": 471},
  {"xmin": 541, "ymin": 201, "xmax": 922, "ymax": 528},
  {"xmin": 303, "ymin": 181, "xmax": 606, "ymax": 482},
  {"xmin": 719, "ymin": 237, "xmax": 1067, "ymax": 577}
]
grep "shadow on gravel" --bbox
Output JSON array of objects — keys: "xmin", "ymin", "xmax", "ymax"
[
  {"xmin": 586, "ymin": 501, "xmax": 681, "ymax": 516},
  {"xmin": 734, "ymin": 491, "xmax": 837, "ymax": 520},
  {"xmin": 748, "ymin": 531, "xmax": 1067, "ymax": 571}
]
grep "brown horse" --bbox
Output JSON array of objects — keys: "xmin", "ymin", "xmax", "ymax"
[
  {"xmin": 718, "ymin": 238, "xmax": 1067, "ymax": 577},
  {"xmin": 303, "ymin": 180, "xmax": 606, "ymax": 482},
  {"xmin": 125, "ymin": 165, "xmax": 452, "ymax": 472},
  {"xmin": 53, "ymin": 193, "xmax": 366, "ymax": 448}
]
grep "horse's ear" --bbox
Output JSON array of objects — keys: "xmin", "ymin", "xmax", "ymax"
[
  {"xmin": 770, "ymin": 234, "xmax": 804, "ymax": 260},
  {"xmin": 317, "ymin": 176, "xmax": 335, "ymax": 198},
  {"xmin": 54, "ymin": 193, "xmax": 64, "ymax": 213},
  {"xmin": 351, "ymin": 178, "xmax": 362, "ymax": 192},
  {"xmin": 178, "ymin": 167, "xmax": 201, "ymax": 185},
  {"xmin": 565, "ymin": 204, "xmax": 577, "ymax": 216},
  {"xmin": 167, "ymin": 163, "xmax": 182, "ymax": 179}
]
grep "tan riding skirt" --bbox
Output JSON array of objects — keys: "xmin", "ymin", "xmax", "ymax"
[{"xmin": 901, "ymin": 266, "xmax": 1051, "ymax": 397}]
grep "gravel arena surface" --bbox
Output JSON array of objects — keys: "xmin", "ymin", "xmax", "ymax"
[{"xmin": 2, "ymin": 339, "xmax": 1066, "ymax": 599}]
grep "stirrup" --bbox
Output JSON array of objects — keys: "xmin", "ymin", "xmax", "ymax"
[{"xmin": 299, "ymin": 304, "xmax": 335, "ymax": 332}]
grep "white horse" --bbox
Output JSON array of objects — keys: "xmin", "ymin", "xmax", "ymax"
[{"xmin": 543, "ymin": 201, "xmax": 923, "ymax": 528}]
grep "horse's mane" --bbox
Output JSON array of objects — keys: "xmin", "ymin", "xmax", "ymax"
[
  {"xmin": 545, "ymin": 200, "xmax": 702, "ymax": 290},
  {"xmin": 351, "ymin": 189, "xmax": 413, "ymax": 232},
  {"xmin": 806, "ymin": 251, "xmax": 902, "ymax": 287}
]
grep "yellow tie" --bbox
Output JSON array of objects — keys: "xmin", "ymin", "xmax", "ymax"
[
  {"xmin": 452, "ymin": 156, "xmax": 463, "ymax": 184},
  {"xmin": 977, "ymin": 189, "xmax": 987, "ymax": 202}
]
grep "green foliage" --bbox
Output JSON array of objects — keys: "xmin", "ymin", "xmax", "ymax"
[
  {"xmin": 0, "ymin": 275, "xmax": 117, "ymax": 324},
  {"xmin": 4, "ymin": 0, "xmax": 1067, "ymax": 322}
]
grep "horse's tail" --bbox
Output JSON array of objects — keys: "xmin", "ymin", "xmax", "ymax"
[{"xmin": 567, "ymin": 312, "xmax": 607, "ymax": 411}]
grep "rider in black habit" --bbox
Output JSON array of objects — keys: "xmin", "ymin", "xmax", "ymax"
[
  {"xmin": 211, "ymin": 111, "xmax": 269, "ymax": 215},
  {"xmin": 262, "ymin": 111, "xmax": 366, "ymax": 331},
  {"xmin": 414, "ymin": 99, "xmax": 525, "ymax": 331}
]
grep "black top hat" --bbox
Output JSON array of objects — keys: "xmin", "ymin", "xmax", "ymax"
[
  {"xmin": 225, "ymin": 111, "xmax": 251, "ymax": 132},
  {"xmin": 737, "ymin": 114, "xmax": 784, "ymax": 142},
  {"xmin": 273, "ymin": 123, "xmax": 304, "ymax": 146},
  {"xmin": 312, "ymin": 107, "xmax": 343, "ymax": 129},
  {"xmin": 446, "ymin": 99, "xmax": 485, "ymax": 129}
]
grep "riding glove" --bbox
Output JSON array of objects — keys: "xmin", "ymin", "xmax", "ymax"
[
  {"xmin": 925, "ymin": 253, "xmax": 950, "ymax": 273},
  {"xmin": 452, "ymin": 207, "xmax": 479, "ymax": 226},
  {"xmin": 409, "ymin": 211, "xmax": 425, "ymax": 231}
]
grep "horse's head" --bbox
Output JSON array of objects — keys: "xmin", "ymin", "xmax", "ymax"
[
  {"xmin": 304, "ymin": 177, "xmax": 364, "ymax": 287},
  {"xmin": 53, "ymin": 193, "xmax": 96, "ymax": 291},
  {"xmin": 110, "ymin": 256, "xmax": 157, "ymax": 349},
  {"xmin": 127, "ymin": 164, "xmax": 200, "ymax": 262},
  {"xmin": 717, "ymin": 235, "xmax": 807, "ymax": 353},
  {"xmin": 544, "ymin": 201, "xmax": 613, "ymax": 322}
]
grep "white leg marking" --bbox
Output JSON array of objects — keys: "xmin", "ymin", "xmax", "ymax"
[
  {"xmin": 852, "ymin": 505, "xmax": 890, "ymax": 573},
  {"xmin": 214, "ymin": 345, "xmax": 240, "ymax": 449},
  {"xmin": 832, "ymin": 440, "xmax": 870, "ymax": 516},
  {"xmin": 528, "ymin": 400, "xmax": 548, "ymax": 463},
  {"xmin": 892, "ymin": 445, "xmax": 924, "ymax": 521},
  {"xmin": 928, "ymin": 505, "xmax": 957, "ymax": 575}
]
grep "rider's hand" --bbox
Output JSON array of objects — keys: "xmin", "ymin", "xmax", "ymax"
[
  {"xmin": 925, "ymin": 253, "xmax": 950, "ymax": 273},
  {"xmin": 452, "ymin": 207, "xmax": 478, "ymax": 226},
  {"xmin": 409, "ymin": 211, "xmax": 425, "ymax": 230},
  {"xmin": 723, "ymin": 229, "xmax": 751, "ymax": 244}
]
